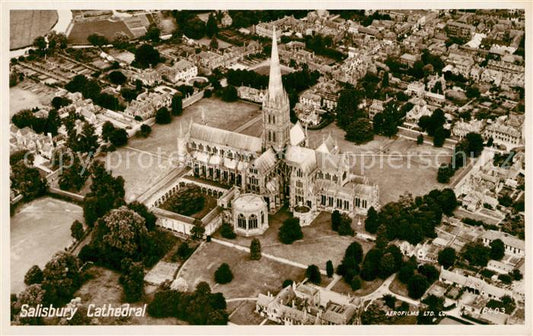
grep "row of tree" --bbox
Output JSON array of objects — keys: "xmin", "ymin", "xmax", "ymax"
[{"xmin": 65, "ymin": 75, "xmax": 123, "ymax": 111}]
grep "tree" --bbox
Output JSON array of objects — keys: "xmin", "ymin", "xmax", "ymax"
[
  {"xmin": 171, "ymin": 93, "xmax": 183, "ymax": 116},
  {"xmin": 345, "ymin": 118, "xmax": 374, "ymax": 144},
  {"xmin": 398, "ymin": 258, "xmax": 417, "ymax": 284},
  {"xmin": 127, "ymin": 201, "xmax": 157, "ymax": 231},
  {"xmin": 378, "ymin": 252, "xmax": 399, "ymax": 279},
  {"xmin": 209, "ymin": 36, "xmax": 219, "ymax": 49},
  {"xmin": 41, "ymin": 252, "xmax": 82, "ymax": 306},
  {"xmin": 364, "ymin": 206, "xmax": 380, "ymax": 233},
  {"xmin": 144, "ymin": 24, "xmax": 161, "ymax": 42},
  {"xmin": 490, "ymin": 239, "xmax": 505, "ymax": 260},
  {"xmin": 337, "ymin": 215, "xmax": 354, "ymax": 236},
  {"xmin": 383, "ymin": 294, "xmax": 396, "ymax": 309},
  {"xmin": 175, "ymin": 242, "xmax": 193, "ymax": 260},
  {"xmin": 17, "ymin": 284, "xmax": 46, "ymax": 324},
  {"xmin": 360, "ymin": 248, "xmax": 382, "ymax": 281},
  {"xmin": 83, "ymin": 161, "xmax": 125, "ymax": 227},
  {"xmin": 109, "ymin": 128, "xmax": 129, "ymax": 147},
  {"xmin": 331, "ymin": 210, "xmax": 341, "ymax": 231},
  {"xmin": 206, "ymin": 13, "xmax": 219, "ymax": 37},
  {"xmin": 433, "ymin": 127, "xmax": 447, "ymax": 147},
  {"xmin": 190, "ymin": 219, "xmax": 206, "ymax": 240},
  {"xmin": 250, "ymin": 238, "xmax": 261, "ymax": 260},
  {"xmin": 108, "ymin": 71, "xmax": 127, "ymax": 85},
  {"xmin": 134, "ymin": 44, "xmax": 161, "ymax": 69},
  {"xmin": 418, "ymin": 264, "xmax": 440, "ymax": 284},
  {"xmin": 214, "ymin": 263, "xmax": 233, "ymax": 284},
  {"xmin": 465, "ymin": 132, "xmax": 484, "ymax": 157},
  {"xmin": 24, "ymin": 265, "xmax": 43, "ymax": 286},
  {"xmin": 326, "ymin": 260, "xmax": 334, "ymax": 277},
  {"xmin": 102, "ymin": 121, "xmax": 116, "ymax": 141},
  {"xmin": 437, "ymin": 164, "xmax": 453, "ymax": 184},
  {"xmin": 407, "ymin": 274, "xmax": 429, "ymax": 299},
  {"xmin": 220, "ymin": 223, "xmax": 236, "ymax": 239},
  {"xmin": 438, "ymin": 247, "xmax": 456, "ymax": 269},
  {"xmin": 10, "ymin": 161, "xmax": 48, "ymax": 201},
  {"xmin": 382, "ymin": 72, "xmax": 389, "ymax": 88},
  {"xmin": 112, "ymin": 32, "xmax": 130, "ymax": 49},
  {"xmin": 306, "ymin": 264, "xmax": 321, "ymax": 284},
  {"xmin": 462, "ymin": 241, "xmax": 491, "ymax": 267},
  {"xmin": 120, "ymin": 259, "xmax": 145, "ymax": 302},
  {"xmin": 350, "ymin": 276, "xmax": 362, "ymax": 290},
  {"xmin": 221, "ymin": 85, "xmax": 238, "ymax": 102},
  {"xmin": 137, "ymin": 124, "xmax": 152, "ymax": 138},
  {"xmin": 51, "ymin": 96, "xmax": 71, "ymax": 110},
  {"xmin": 417, "ymin": 134, "xmax": 424, "ymax": 145},
  {"xmin": 33, "ymin": 36, "xmax": 47, "ymax": 51},
  {"xmin": 436, "ymin": 188, "xmax": 458, "ymax": 216},
  {"xmin": 87, "ymin": 33, "xmax": 109, "ymax": 47},
  {"xmin": 70, "ymin": 220, "xmax": 84, "ymax": 241},
  {"xmin": 155, "ymin": 107, "xmax": 171, "ymax": 124},
  {"xmin": 336, "ymin": 89, "xmax": 364, "ymax": 129},
  {"xmin": 278, "ymin": 217, "xmax": 303, "ymax": 244}
]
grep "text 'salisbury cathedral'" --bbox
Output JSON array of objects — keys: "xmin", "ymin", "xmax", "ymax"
[{"xmin": 176, "ymin": 28, "xmax": 379, "ymax": 236}]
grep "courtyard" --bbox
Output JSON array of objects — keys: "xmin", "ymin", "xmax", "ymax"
[{"xmin": 10, "ymin": 197, "xmax": 83, "ymax": 295}]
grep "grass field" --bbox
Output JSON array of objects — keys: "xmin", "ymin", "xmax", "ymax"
[
  {"xmin": 215, "ymin": 210, "xmax": 374, "ymax": 270},
  {"xmin": 388, "ymin": 276, "xmax": 409, "ymax": 298},
  {"xmin": 67, "ymin": 19, "xmax": 133, "ymax": 45},
  {"xmin": 99, "ymin": 147, "xmax": 175, "ymax": 201},
  {"xmin": 10, "ymin": 197, "xmax": 82, "ymax": 295},
  {"xmin": 9, "ymin": 87, "xmax": 44, "ymax": 116},
  {"xmin": 10, "ymin": 10, "xmax": 58, "ymax": 50},
  {"xmin": 179, "ymin": 242, "xmax": 305, "ymax": 300},
  {"xmin": 127, "ymin": 97, "xmax": 261, "ymax": 156},
  {"xmin": 308, "ymin": 124, "xmax": 451, "ymax": 205}
]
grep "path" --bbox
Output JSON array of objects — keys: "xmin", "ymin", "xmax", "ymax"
[
  {"xmin": 232, "ymin": 114, "xmax": 262, "ymax": 133},
  {"xmin": 211, "ymin": 238, "xmax": 328, "ymax": 275}
]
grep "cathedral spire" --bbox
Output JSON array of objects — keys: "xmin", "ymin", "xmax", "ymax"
[{"xmin": 268, "ymin": 26, "xmax": 284, "ymax": 99}]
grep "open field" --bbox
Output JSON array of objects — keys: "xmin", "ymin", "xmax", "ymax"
[
  {"xmin": 179, "ymin": 242, "xmax": 305, "ymax": 300},
  {"xmin": 99, "ymin": 147, "xmax": 175, "ymax": 201},
  {"xmin": 10, "ymin": 197, "xmax": 82, "ymax": 294},
  {"xmin": 67, "ymin": 19, "xmax": 133, "ymax": 45},
  {"xmin": 10, "ymin": 10, "xmax": 58, "ymax": 50},
  {"xmin": 215, "ymin": 210, "xmax": 374, "ymax": 270},
  {"xmin": 75, "ymin": 266, "xmax": 185, "ymax": 325},
  {"xmin": 9, "ymin": 87, "xmax": 44, "ymax": 116},
  {"xmin": 127, "ymin": 97, "xmax": 261, "ymax": 156},
  {"xmin": 308, "ymin": 124, "xmax": 451, "ymax": 205}
]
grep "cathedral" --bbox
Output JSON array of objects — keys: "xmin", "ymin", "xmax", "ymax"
[{"xmin": 176, "ymin": 28, "xmax": 379, "ymax": 234}]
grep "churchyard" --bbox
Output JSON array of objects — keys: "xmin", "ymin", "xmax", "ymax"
[
  {"xmin": 178, "ymin": 241, "xmax": 305, "ymax": 300},
  {"xmin": 308, "ymin": 124, "xmax": 452, "ymax": 205},
  {"xmin": 125, "ymin": 97, "xmax": 261, "ymax": 156},
  {"xmin": 10, "ymin": 197, "xmax": 83, "ymax": 295},
  {"xmin": 215, "ymin": 210, "xmax": 374, "ymax": 270}
]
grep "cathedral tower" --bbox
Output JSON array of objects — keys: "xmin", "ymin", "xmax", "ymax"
[{"xmin": 262, "ymin": 27, "xmax": 291, "ymax": 153}]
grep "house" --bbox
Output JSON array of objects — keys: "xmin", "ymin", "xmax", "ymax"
[
  {"xmin": 400, "ymin": 53, "xmax": 419, "ymax": 67},
  {"xmin": 255, "ymin": 281, "xmax": 361, "ymax": 325},
  {"xmin": 157, "ymin": 59, "xmax": 198, "ymax": 83},
  {"xmin": 481, "ymin": 230, "xmax": 525, "ymax": 257},
  {"xmin": 440, "ymin": 268, "xmax": 513, "ymax": 300}
]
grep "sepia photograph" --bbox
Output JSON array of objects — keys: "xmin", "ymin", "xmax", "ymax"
[{"xmin": 1, "ymin": 1, "xmax": 531, "ymax": 335}]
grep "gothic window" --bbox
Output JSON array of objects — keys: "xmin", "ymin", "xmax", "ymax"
[
  {"xmin": 227, "ymin": 151, "xmax": 233, "ymax": 159},
  {"xmin": 296, "ymin": 180, "xmax": 303, "ymax": 188},
  {"xmin": 321, "ymin": 195, "xmax": 326, "ymax": 205},
  {"xmin": 268, "ymin": 131, "xmax": 271, "ymax": 142},
  {"xmin": 333, "ymin": 175, "xmax": 338, "ymax": 182},
  {"xmin": 206, "ymin": 145, "xmax": 211, "ymax": 152},
  {"xmin": 344, "ymin": 200, "xmax": 349, "ymax": 210},
  {"xmin": 198, "ymin": 144, "xmax": 204, "ymax": 151},
  {"xmin": 249, "ymin": 214, "xmax": 258, "ymax": 229},
  {"xmin": 343, "ymin": 171, "xmax": 347, "ymax": 180},
  {"xmin": 272, "ymin": 131, "xmax": 276, "ymax": 142},
  {"xmin": 261, "ymin": 211, "xmax": 264, "ymax": 224},
  {"xmin": 355, "ymin": 198, "xmax": 361, "ymax": 207},
  {"xmin": 191, "ymin": 142, "xmax": 197, "ymax": 149},
  {"xmin": 362, "ymin": 200, "xmax": 367, "ymax": 208},
  {"xmin": 272, "ymin": 115, "xmax": 276, "ymax": 124},
  {"xmin": 325, "ymin": 173, "xmax": 331, "ymax": 180},
  {"xmin": 220, "ymin": 149, "xmax": 225, "ymax": 156},
  {"xmin": 238, "ymin": 214, "xmax": 246, "ymax": 228},
  {"xmin": 328, "ymin": 197, "xmax": 334, "ymax": 207},
  {"xmin": 336, "ymin": 199, "xmax": 342, "ymax": 208}
]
